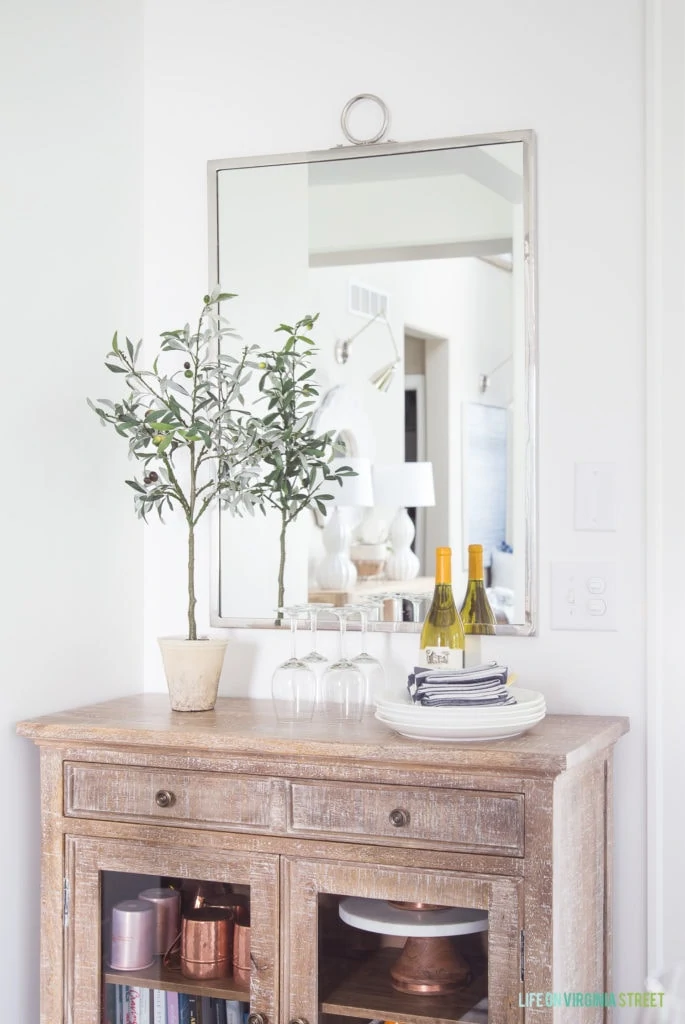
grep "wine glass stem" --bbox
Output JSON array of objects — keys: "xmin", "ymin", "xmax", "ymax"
[
  {"xmin": 310, "ymin": 610, "xmax": 319, "ymax": 653},
  {"xmin": 339, "ymin": 615, "xmax": 347, "ymax": 660},
  {"xmin": 359, "ymin": 612, "xmax": 368, "ymax": 655},
  {"xmin": 290, "ymin": 616, "xmax": 298, "ymax": 660}
]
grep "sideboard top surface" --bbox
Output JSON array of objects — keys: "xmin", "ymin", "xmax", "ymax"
[{"xmin": 17, "ymin": 695, "xmax": 628, "ymax": 775}]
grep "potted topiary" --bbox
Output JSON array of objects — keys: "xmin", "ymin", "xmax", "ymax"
[
  {"xmin": 251, "ymin": 314, "xmax": 356, "ymax": 621},
  {"xmin": 88, "ymin": 289, "xmax": 267, "ymax": 711}
]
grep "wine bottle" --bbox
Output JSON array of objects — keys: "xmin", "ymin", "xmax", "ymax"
[
  {"xmin": 460, "ymin": 544, "xmax": 497, "ymax": 635},
  {"xmin": 419, "ymin": 547, "xmax": 465, "ymax": 668},
  {"xmin": 460, "ymin": 544, "xmax": 496, "ymax": 667}
]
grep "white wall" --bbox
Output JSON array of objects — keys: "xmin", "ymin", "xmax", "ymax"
[
  {"xmin": 0, "ymin": 0, "xmax": 144, "ymax": 1018},
  {"xmin": 143, "ymin": 0, "xmax": 645, "ymax": 1006},
  {"xmin": 646, "ymin": 0, "xmax": 685, "ymax": 977}
]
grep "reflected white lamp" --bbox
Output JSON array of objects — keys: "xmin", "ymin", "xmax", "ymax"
[
  {"xmin": 372, "ymin": 462, "xmax": 435, "ymax": 581},
  {"xmin": 316, "ymin": 458, "xmax": 374, "ymax": 591}
]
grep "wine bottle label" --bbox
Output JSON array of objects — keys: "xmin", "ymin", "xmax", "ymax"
[
  {"xmin": 464, "ymin": 635, "xmax": 483, "ymax": 668},
  {"xmin": 418, "ymin": 646, "xmax": 465, "ymax": 669}
]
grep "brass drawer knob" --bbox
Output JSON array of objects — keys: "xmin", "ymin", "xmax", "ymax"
[
  {"xmin": 155, "ymin": 789, "xmax": 175, "ymax": 808},
  {"xmin": 247, "ymin": 1015, "xmax": 268, "ymax": 1024},
  {"xmin": 289, "ymin": 1019, "xmax": 309, "ymax": 1024},
  {"xmin": 389, "ymin": 807, "xmax": 410, "ymax": 827}
]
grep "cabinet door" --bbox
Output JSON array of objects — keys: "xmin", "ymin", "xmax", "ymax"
[
  {"xmin": 65, "ymin": 834, "xmax": 278, "ymax": 1024},
  {"xmin": 283, "ymin": 858, "xmax": 522, "ymax": 1024}
]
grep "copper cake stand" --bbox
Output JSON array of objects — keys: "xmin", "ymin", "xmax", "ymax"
[{"xmin": 338, "ymin": 897, "xmax": 488, "ymax": 996}]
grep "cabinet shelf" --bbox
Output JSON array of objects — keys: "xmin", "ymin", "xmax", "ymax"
[
  {"xmin": 320, "ymin": 948, "xmax": 487, "ymax": 1024},
  {"xmin": 103, "ymin": 960, "xmax": 249, "ymax": 1001}
]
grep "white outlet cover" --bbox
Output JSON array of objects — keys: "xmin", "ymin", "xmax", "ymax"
[
  {"xmin": 574, "ymin": 462, "xmax": 616, "ymax": 531},
  {"xmin": 550, "ymin": 562, "xmax": 617, "ymax": 631}
]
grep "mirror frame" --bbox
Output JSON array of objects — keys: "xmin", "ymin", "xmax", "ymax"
[{"xmin": 207, "ymin": 129, "xmax": 537, "ymax": 636}]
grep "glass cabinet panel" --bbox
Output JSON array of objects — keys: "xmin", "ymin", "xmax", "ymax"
[
  {"xmin": 283, "ymin": 858, "xmax": 522, "ymax": 1024},
  {"xmin": 67, "ymin": 836, "xmax": 278, "ymax": 1024}
]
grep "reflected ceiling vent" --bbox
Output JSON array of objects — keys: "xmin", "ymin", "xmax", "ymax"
[{"xmin": 349, "ymin": 281, "xmax": 389, "ymax": 320}]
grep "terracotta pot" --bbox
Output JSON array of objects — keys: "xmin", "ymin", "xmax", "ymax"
[{"xmin": 158, "ymin": 637, "xmax": 228, "ymax": 712}]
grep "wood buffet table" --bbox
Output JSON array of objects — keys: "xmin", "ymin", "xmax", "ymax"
[{"xmin": 18, "ymin": 696, "xmax": 628, "ymax": 1024}]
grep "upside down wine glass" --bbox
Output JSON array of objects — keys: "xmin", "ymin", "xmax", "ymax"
[
  {"xmin": 320, "ymin": 608, "xmax": 366, "ymax": 723},
  {"xmin": 271, "ymin": 608, "xmax": 317, "ymax": 724},
  {"xmin": 348, "ymin": 603, "xmax": 387, "ymax": 706},
  {"xmin": 300, "ymin": 602, "xmax": 333, "ymax": 668}
]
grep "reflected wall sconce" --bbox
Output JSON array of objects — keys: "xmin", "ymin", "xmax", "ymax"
[
  {"xmin": 334, "ymin": 311, "xmax": 401, "ymax": 393},
  {"xmin": 479, "ymin": 355, "xmax": 513, "ymax": 393}
]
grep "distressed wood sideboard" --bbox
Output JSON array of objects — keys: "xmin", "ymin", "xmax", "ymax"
[{"xmin": 17, "ymin": 695, "xmax": 628, "ymax": 1024}]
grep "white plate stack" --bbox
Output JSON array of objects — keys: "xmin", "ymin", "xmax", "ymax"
[{"xmin": 375, "ymin": 686, "xmax": 546, "ymax": 742}]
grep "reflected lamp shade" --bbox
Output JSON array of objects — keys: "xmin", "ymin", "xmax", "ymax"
[
  {"xmin": 372, "ymin": 462, "xmax": 436, "ymax": 509},
  {"xmin": 316, "ymin": 457, "xmax": 374, "ymax": 591},
  {"xmin": 372, "ymin": 462, "xmax": 435, "ymax": 581}
]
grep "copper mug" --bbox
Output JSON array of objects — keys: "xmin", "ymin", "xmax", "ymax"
[
  {"xmin": 233, "ymin": 922, "xmax": 251, "ymax": 987},
  {"xmin": 181, "ymin": 907, "xmax": 232, "ymax": 980}
]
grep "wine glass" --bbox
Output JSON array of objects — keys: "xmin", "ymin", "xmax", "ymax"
[
  {"xmin": 376, "ymin": 591, "xmax": 403, "ymax": 623},
  {"xmin": 271, "ymin": 607, "xmax": 317, "ymax": 724},
  {"xmin": 320, "ymin": 607, "xmax": 366, "ymax": 723},
  {"xmin": 347, "ymin": 603, "xmax": 386, "ymax": 706},
  {"xmin": 402, "ymin": 593, "xmax": 427, "ymax": 625},
  {"xmin": 300, "ymin": 602, "xmax": 333, "ymax": 668}
]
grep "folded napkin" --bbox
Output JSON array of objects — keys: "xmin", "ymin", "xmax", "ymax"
[{"xmin": 408, "ymin": 663, "xmax": 517, "ymax": 708}]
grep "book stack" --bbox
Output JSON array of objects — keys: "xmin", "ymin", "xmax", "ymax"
[{"xmin": 105, "ymin": 985, "xmax": 249, "ymax": 1024}]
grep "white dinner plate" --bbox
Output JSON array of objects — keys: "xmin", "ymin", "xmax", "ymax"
[
  {"xmin": 375, "ymin": 687, "xmax": 545, "ymax": 721},
  {"xmin": 388, "ymin": 727, "xmax": 541, "ymax": 742},
  {"xmin": 375, "ymin": 709, "xmax": 545, "ymax": 733},
  {"xmin": 375, "ymin": 709, "xmax": 546, "ymax": 742},
  {"xmin": 375, "ymin": 708, "xmax": 544, "ymax": 728},
  {"xmin": 374, "ymin": 700, "xmax": 546, "ymax": 723}
]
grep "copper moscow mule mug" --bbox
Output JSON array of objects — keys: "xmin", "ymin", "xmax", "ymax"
[{"xmin": 181, "ymin": 907, "xmax": 233, "ymax": 980}]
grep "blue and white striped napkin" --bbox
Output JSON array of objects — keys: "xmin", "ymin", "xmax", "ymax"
[{"xmin": 408, "ymin": 663, "xmax": 516, "ymax": 707}]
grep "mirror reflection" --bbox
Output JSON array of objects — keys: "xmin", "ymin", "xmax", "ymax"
[{"xmin": 211, "ymin": 135, "xmax": 534, "ymax": 631}]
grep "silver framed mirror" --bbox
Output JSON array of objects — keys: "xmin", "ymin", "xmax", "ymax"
[{"xmin": 208, "ymin": 129, "xmax": 537, "ymax": 635}]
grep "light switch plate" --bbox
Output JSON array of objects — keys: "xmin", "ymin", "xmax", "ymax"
[
  {"xmin": 574, "ymin": 463, "xmax": 616, "ymax": 531},
  {"xmin": 550, "ymin": 562, "xmax": 617, "ymax": 630}
]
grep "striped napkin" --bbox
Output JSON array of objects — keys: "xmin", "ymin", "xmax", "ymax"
[{"xmin": 407, "ymin": 663, "xmax": 517, "ymax": 707}]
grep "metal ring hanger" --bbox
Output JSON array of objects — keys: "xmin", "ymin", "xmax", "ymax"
[{"xmin": 340, "ymin": 93, "xmax": 391, "ymax": 145}]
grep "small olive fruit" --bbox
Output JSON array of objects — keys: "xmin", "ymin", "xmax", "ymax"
[
  {"xmin": 152, "ymin": 434, "xmax": 164, "ymax": 446},
  {"xmin": 184, "ymin": 370, "xmax": 193, "ymax": 378},
  {"xmin": 183, "ymin": 361, "xmax": 191, "ymax": 369},
  {"xmin": 148, "ymin": 471, "xmax": 159, "ymax": 483}
]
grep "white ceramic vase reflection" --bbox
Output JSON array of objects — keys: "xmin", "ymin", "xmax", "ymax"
[
  {"xmin": 316, "ymin": 508, "xmax": 357, "ymax": 590},
  {"xmin": 384, "ymin": 507, "xmax": 420, "ymax": 581}
]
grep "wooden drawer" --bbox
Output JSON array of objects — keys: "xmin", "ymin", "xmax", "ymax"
[
  {"xmin": 64, "ymin": 762, "xmax": 285, "ymax": 832},
  {"xmin": 287, "ymin": 780, "xmax": 524, "ymax": 856}
]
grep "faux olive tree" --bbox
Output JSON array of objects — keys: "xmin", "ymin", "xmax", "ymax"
[
  {"xmin": 251, "ymin": 314, "xmax": 355, "ymax": 618},
  {"xmin": 88, "ymin": 290, "xmax": 265, "ymax": 641}
]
